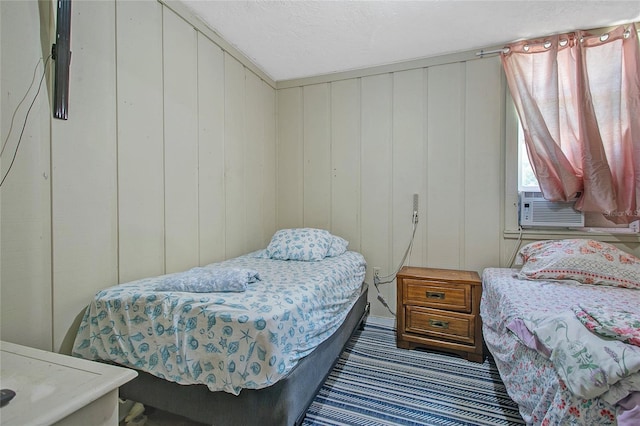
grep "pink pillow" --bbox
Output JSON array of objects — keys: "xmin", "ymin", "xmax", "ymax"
[{"xmin": 516, "ymin": 239, "xmax": 640, "ymax": 289}]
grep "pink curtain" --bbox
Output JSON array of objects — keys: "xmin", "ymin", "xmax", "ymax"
[{"xmin": 502, "ymin": 23, "xmax": 640, "ymax": 224}]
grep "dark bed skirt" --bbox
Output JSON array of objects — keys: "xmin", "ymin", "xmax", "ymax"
[{"xmin": 119, "ymin": 283, "xmax": 370, "ymax": 426}]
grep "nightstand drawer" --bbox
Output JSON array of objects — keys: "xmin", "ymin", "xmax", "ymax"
[
  {"xmin": 405, "ymin": 306, "xmax": 475, "ymax": 345},
  {"xmin": 404, "ymin": 279, "xmax": 471, "ymax": 312}
]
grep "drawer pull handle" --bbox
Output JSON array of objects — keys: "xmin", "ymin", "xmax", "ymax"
[
  {"xmin": 429, "ymin": 319, "xmax": 449, "ymax": 329},
  {"xmin": 426, "ymin": 291, "xmax": 445, "ymax": 300}
]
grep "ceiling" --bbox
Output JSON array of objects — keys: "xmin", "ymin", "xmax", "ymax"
[{"xmin": 181, "ymin": 0, "xmax": 640, "ymax": 82}]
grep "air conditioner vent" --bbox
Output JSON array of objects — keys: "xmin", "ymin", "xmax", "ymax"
[
  {"xmin": 519, "ymin": 191, "xmax": 584, "ymax": 228},
  {"xmin": 523, "ymin": 191, "xmax": 545, "ymax": 199}
]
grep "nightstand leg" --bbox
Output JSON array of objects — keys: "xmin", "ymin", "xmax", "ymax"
[
  {"xmin": 466, "ymin": 353, "xmax": 484, "ymax": 363},
  {"xmin": 397, "ymin": 340, "xmax": 411, "ymax": 349}
]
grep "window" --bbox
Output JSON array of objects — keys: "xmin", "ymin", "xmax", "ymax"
[
  {"xmin": 503, "ymin": 24, "xmax": 639, "ymax": 221},
  {"xmin": 517, "ymin": 124, "xmax": 539, "ymax": 192}
]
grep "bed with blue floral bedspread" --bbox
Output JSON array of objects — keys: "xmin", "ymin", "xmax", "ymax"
[
  {"xmin": 481, "ymin": 239, "xmax": 640, "ymax": 426},
  {"xmin": 72, "ymin": 229, "xmax": 369, "ymax": 425}
]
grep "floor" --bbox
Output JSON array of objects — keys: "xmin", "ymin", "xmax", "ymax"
[
  {"xmin": 116, "ymin": 322, "xmax": 521, "ymax": 426},
  {"xmin": 145, "ymin": 409, "xmax": 206, "ymax": 426},
  {"xmin": 120, "ymin": 402, "xmax": 206, "ymax": 426}
]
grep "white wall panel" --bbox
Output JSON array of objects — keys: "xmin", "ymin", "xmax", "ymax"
[
  {"xmin": 262, "ymin": 82, "xmax": 277, "ymax": 247},
  {"xmin": 163, "ymin": 8, "xmax": 199, "ymax": 273},
  {"xmin": 0, "ymin": 0, "xmax": 52, "ymax": 349},
  {"xmin": 330, "ymin": 79, "xmax": 361, "ymax": 250},
  {"xmin": 224, "ymin": 54, "xmax": 246, "ymax": 258},
  {"xmin": 426, "ymin": 63, "xmax": 465, "ymax": 269},
  {"xmin": 198, "ymin": 34, "xmax": 225, "ymax": 265},
  {"xmin": 361, "ymin": 74, "xmax": 393, "ymax": 316},
  {"xmin": 276, "ymin": 87, "xmax": 303, "ymax": 229},
  {"xmin": 116, "ymin": 0, "xmax": 164, "ymax": 282},
  {"xmin": 464, "ymin": 58, "xmax": 504, "ymax": 272},
  {"xmin": 52, "ymin": 0, "xmax": 118, "ymax": 351},
  {"xmin": 392, "ymin": 69, "xmax": 425, "ymax": 270},
  {"xmin": 303, "ymin": 84, "xmax": 331, "ymax": 229},
  {"xmin": 245, "ymin": 71, "xmax": 265, "ymax": 252}
]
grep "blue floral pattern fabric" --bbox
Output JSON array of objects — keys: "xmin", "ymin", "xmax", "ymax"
[
  {"xmin": 326, "ymin": 235, "xmax": 349, "ymax": 257},
  {"xmin": 154, "ymin": 267, "xmax": 260, "ymax": 293},
  {"xmin": 72, "ymin": 250, "xmax": 366, "ymax": 395}
]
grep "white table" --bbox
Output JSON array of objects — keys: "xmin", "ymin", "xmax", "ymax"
[{"xmin": 0, "ymin": 341, "xmax": 137, "ymax": 425}]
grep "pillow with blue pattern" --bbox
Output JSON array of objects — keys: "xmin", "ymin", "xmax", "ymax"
[
  {"xmin": 327, "ymin": 235, "xmax": 349, "ymax": 257},
  {"xmin": 266, "ymin": 228, "xmax": 333, "ymax": 261}
]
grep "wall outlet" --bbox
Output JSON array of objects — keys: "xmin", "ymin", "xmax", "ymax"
[{"xmin": 373, "ymin": 267, "xmax": 381, "ymax": 280}]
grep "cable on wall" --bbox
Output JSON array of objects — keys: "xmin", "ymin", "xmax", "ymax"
[
  {"xmin": 373, "ymin": 204, "xmax": 419, "ymax": 316},
  {"xmin": 506, "ymin": 226, "xmax": 524, "ymax": 267},
  {"xmin": 0, "ymin": 55, "xmax": 51, "ymax": 188}
]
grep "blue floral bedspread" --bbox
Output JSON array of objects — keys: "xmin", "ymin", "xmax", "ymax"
[{"xmin": 72, "ymin": 250, "xmax": 366, "ymax": 395}]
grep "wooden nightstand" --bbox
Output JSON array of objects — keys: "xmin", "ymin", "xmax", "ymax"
[{"xmin": 396, "ymin": 266, "xmax": 484, "ymax": 363}]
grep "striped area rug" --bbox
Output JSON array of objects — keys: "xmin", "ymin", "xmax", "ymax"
[{"xmin": 303, "ymin": 323, "xmax": 525, "ymax": 426}]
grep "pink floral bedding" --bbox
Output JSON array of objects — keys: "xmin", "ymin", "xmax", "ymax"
[
  {"xmin": 481, "ymin": 268, "xmax": 640, "ymax": 425},
  {"xmin": 574, "ymin": 304, "xmax": 640, "ymax": 347}
]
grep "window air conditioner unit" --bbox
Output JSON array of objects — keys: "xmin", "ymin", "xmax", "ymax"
[{"xmin": 519, "ymin": 191, "xmax": 584, "ymax": 228}]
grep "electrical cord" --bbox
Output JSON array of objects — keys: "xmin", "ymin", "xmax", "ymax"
[
  {"xmin": 0, "ymin": 55, "xmax": 51, "ymax": 188},
  {"xmin": 373, "ymin": 211, "xmax": 419, "ymax": 316},
  {"xmin": 374, "ymin": 282, "xmax": 395, "ymax": 316},
  {"xmin": 1, "ymin": 57, "xmax": 46, "ymax": 157},
  {"xmin": 507, "ymin": 226, "xmax": 524, "ymax": 267},
  {"xmin": 373, "ymin": 213, "xmax": 418, "ymax": 284}
]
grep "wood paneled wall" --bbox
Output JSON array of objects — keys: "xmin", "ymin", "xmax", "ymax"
[
  {"xmin": 276, "ymin": 58, "xmax": 505, "ymax": 318},
  {"xmin": 0, "ymin": 0, "xmax": 53, "ymax": 350},
  {"xmin": 1, "ymin": 0, "xmax": 276, "ymax": 351},
  {"xmin": 5, "ymin": 1, "xmax": 634, "ymax": 350}
]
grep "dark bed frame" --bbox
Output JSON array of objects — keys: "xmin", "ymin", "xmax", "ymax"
[{"xmin": 119, "ymin": 283, "xmax": 370, "ymax": 426}]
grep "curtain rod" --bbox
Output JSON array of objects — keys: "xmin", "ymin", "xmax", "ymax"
[
  {"xmin": 477, "ymin": 22, "xmax": 640, "ymax": 58},
  {"xmin": 475, "ymin": 48, "xmax": 509, "ymax": 57},
  {"xmin": 477, "ymin": 39, "xmax": 559, "ymax": 57}
]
